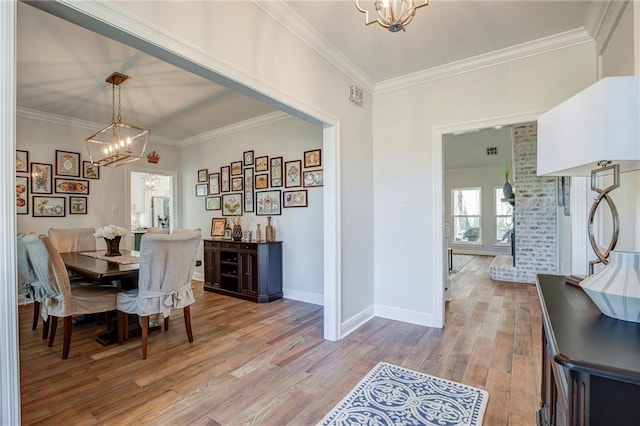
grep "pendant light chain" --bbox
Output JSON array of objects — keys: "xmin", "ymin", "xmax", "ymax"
[{"xmin": 117, "ymin": 83, "xmax": 122, "ymax": 123}]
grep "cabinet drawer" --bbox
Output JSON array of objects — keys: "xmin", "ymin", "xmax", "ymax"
[
  {"xmin": 238, "ymin": 243, "xmax": 256, "ymax": 250},
  {"xmin": 204, "ymin": 240, "xmax": 220, "ymax": 248}
]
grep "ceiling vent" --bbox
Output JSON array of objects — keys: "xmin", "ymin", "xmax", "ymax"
[
  {"xmin": 349, "ymin": 84, "xmax": 363, "ymax": 107},
  {"xmin": 486, "ymin": 147, "xmax": 498, "ymax": 155}
]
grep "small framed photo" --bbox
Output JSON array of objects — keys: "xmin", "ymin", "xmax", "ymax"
[
  {"xmin": 285, "ymin": 160, "xmax": 301, "ymax": 188},
  {"xmin": 270, "ymin": 156, "xmax": 283, "ymax": 187},
  {"xmin": 255, "ymin": 173, "xmax": 269, "ymax": 189},
  {"xmin": 255, "ymin": 156, "xmax": 269, "ymax": 172},
  {"xmin": 205, "ymin": 196, "xmax": 221, "ymax": 211},
  {"xmin": 196, "ymin": 183, "xmax": 208, "ymax": 197},
  {"xmin": 231, "ymin": 176, "xmax": 243, "ymax": 192},
  {"xmin": 55, "ymin": 178, "xmax": 89, "ymax": 194},
  {"xmin": 198, "ymin": 169, "xmax": 208, "ymax": 183},
  {"xmin": 16, "ymin": 150, "xmax": 29, "ymax": 173},
  {"xmin": 30, "ymin": 163, "xmax": 52, "ymax": 194},
  {"xmin": 82, "ymin": 161, "xmax": 100, "ymax": 179},
  {"xmin": 55, "ymin": 150, "xmax": 80, "ymax": 177},
  {"xmin": 303, "ymin": 169, "xmax": 324, "ymax": 188},
  {"xmin": 222, "ymin": 193, "xmax": 243, "ymax": 216},
  {"xmin": 33, "ymin": 196, "xmax": 65, "ymax": 217},
  {"xmin": 231, "ymin": 161, "xmax": 243, "ymax": 176},
  {"xmin": 304, "ymin": 149, "xmax": 322, "ymax": 168},
  {"xmin": 256, "ymin": 190, "xmax": 281, "ymax": 216},
  {"xmin": 69, "ymin": 196, "xmax": 88, "ymax": 214},
  {"xmin": 16, "ymin": 176, "xmax": 28, "ymax": 215},
  {"xmin": 208, "ymin": 172, "xmax": 220, "ymax": 195},
  {"xmin": 221, "ymin": 166, "xmax": 230, "ymax": 192},
  {"xmin": 211, "ymin": 217, "xmax": 227, "ymax": 237},
  {"xmin": 243, "ymin": 150, "xmax": 254, "ymax": 166},
  {"xmin": 244, "ymin": 167, "xmax": 254, "ymax": 213},
  {"xmin": 283, "ymin": 190, "xmax": 308, "ymax": 208}
]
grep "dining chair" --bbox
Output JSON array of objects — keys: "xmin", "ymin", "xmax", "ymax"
[
  {"xmin": 47, "ymin": 227, "xmax": 97, "ymax": 252},
  {"xmin": 146, "ymin": 227, "xmax": 170, "ymax": 234},
  {"xmin": 17, "ymin": 233, "xmax": 51, "ymax": 339},
  {"xmin": 22, "ymin": 234, "xmax": 118, "ymax": 359},
  {"xmin": 117, "ymin": 229, "xmax": 201, "ymax": 359}
]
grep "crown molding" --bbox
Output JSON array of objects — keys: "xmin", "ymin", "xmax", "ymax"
[
  {"xmin": 583, "ymin": 0, "xmax": 612, "ymax": 41},
  {"xmin": 374, "ymin": 28, "xmax": 594, "ymax": 95}
]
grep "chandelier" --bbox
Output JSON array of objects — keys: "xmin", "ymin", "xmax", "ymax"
[
  {"xmin": 142, "ymin": 174, "xmax": 159, "ymax": 191},
  {"xmin": 355, "ymin": 0, "xmax": 428, "ymax": 32},
  {"xmin": 85, "ymin": 72, "xmax": 149, "ymax": 167}
]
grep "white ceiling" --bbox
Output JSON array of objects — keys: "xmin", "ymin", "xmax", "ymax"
[{"xmin": 16, "ymin": 1, "xmax": 598, "ymax": 145}]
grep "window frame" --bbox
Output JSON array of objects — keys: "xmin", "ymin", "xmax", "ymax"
[
  {"xmin": 494, "ymin": 186, "xmax": 513, "ymax": 245},
  {"xmin": 451, "ymin": 186, "xmax": 482, "ymax": 244}
]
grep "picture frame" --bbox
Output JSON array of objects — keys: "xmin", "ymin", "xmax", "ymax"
[
  {"xmin": 55, "ymin": 178, "xmax": 90, "ymax": 194},
  {"xmin": 231, "ymin": 161, "xmax": 243, "ymax": 176},
  {"xmin": 16, "ymin": 175, "xmax": 28, "ymax": 215},
  {"xmin": 255, "ymin": 173, "xmax": 269, "ymax": 189},
  {"xmin": 32, "ymin": 196, "xmax": 65, "ymax": 217},
  {"xmin": 270, "ymin": 156, "xmax": 283, "ymax": 187},
  {"xmin": 285, "ymin": 160, "xmax": 301, "ymax": 188},
  {"xmin": 69, "ymin": 196, "xmax": 88, "ymax": 214},
  {"xmin": 208, "ymin": 172, "xmax": 220, "ymax": 195},
  {"xmin": 303, "ymin": 169, "xmax": 324, "ymax": 187},
  {"xmin": 211, "ymin": 217, "xmax": 227, "ymax": 237},
  {"xmin": 30, "ymin": 162, "xmax": 52, "ymax": 194},
  {"xmin": 205, "ymin": 196, "xmax": 221, "ymax": 211},
  {"xmin": 283, "ymin": 190, "xmax": 308, "ymax": 208},
  {"xmin": 16, "ymin": 150, "xmax": 29, "ymax": 173},
  {"xmin": 196, "ymin": 183, "xmax": 208, "ymax": 197},
  {"xmin": 197, "ymin": 169, "xmax": 208, "ymax": 183},
  {"xmin": 82, "ymin": 161, "xmax": 100, "ymax": 179},
  {"xmin": 223, "ymin": 228, "xmax": 232, "ymax": 240},
  {"xmin": 231, "ymin": 176, "xmax": 243, "ymax": 192},
  {"xmin": 243, "ymin": 167, "xmax": 254, "ymax": 213},
  {"xmin": 243, "ymin": 150, "xmax": 254, "ymax": 166},
  {"xmin": 222, "ymin": 193, "xmax": 243, "ymax": 216},
  {"xmin": 220, "ymin": 166, "xmax": 230, "ymax": 192},
  {"xmin": 55, "ymin": 150, "xmax": 80, "ymax": 177},
  {"xmin": 304, "ymin": 149, "xmax": 322, "ymax": 168},
  {"xmin": 255, "ymin": 190, "xmax": 281, "ymax": 216},
  {"xmin": 255, "ymin": 155, "xmax": 269, "ymax": 172}
]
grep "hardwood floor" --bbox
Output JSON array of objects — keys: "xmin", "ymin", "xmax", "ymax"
[{"xmin": 19, "ymin": 256, "xmax": 541, "ymax": 425}]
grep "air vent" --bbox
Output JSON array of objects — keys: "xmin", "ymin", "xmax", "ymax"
[
  {"xmin": 486, "ymin": 147, "xmax": 498, "ymax": 155},
  {"xmin": 349, "ymin": 84, "xmax": 363, "ymax": 107}
]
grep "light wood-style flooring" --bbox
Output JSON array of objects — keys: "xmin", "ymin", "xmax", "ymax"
[{"xmin": 19, "ymin": 256, "xmax": 541, "ymax": 425}]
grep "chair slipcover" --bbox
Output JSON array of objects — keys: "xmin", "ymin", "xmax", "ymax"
[
  {"xmin": 47, "ymin": 227, "xmax": 96, "ymax": 253},
  {"xmin": 17, "ymin": 233, "xmax": 52, "ymax": 336},
  {"xmin": 146, "ymin": 227, "xmax": 170, "ymax": 234}
]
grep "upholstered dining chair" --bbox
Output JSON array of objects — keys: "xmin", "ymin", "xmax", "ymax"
[
  {"xmin": 145, "ymin": 227, "xmax": 170, "ymax": 234},
  {"xmin": 17, "ymin": 233, "xmax": 51, "ymax": 339},
  {"xmin": 117, "ymin": 228, "xmax": 201, "ymax": 359},
  {"xmin": 22, "ymin": 234, "xmax": 118, "ymax": 359},
  {"xmin": 47, "ymin": 227, "xmax": 97, "ymax": 252}
]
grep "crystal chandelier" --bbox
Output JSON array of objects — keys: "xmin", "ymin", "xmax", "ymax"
[
  {"xmin": 355, "ymin": 0, "xmax": 428, "ymax": 32},
  {"xmin": 142, "ymin": 174, "xmax": 159, "ymax": 191},
  {"xmin": 85, "ymin": 72, "xmax": 149, "ymax": 167}
]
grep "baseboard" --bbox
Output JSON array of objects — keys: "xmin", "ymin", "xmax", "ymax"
[
  {"xmin": 341, "ymin": 306, "xmax": 375, "ymax": 338},
  {"xmin": 283, "ymin": 289, "xmax": 323, "ymax": 306},
  {"xmin": 375, "ymin": 304, "xmax": 436, "ymax": 327}
]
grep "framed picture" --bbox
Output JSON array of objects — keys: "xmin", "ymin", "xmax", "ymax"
[
  {"xmin": 198, "ymin": 169, "xmax": 208, "ymax": 183},
  {"xmin": 69, "ymin": 196, "xmax": 88, "ymax": 214},
  {"xmin": 243, "ymin": 150, "xmax": 254, "ymax": 166},
  {"xmin": 82, "ymin": 161, "xmax": 100, "ymax": 179},
  {"xmin": 256, "ymin": 190, "xmax": 281, "ymax": 216},
  {"xmin": 285, "ymin": 160, "xmax": 301, "ymax": 188},
  {"xmin": 30, "ymin": 162, "xmax": 52, "ymax": 194},
  {"xmin": 55, "ymin": 178, "xmax": 90, "ymax": 194},
  {"xmin": 304, "ymin": 149, "xmax": 322, "ymax": 168},
  {"xmin": 208, "ymin": 172, "xmax": 220, "ymax": 195},
  {"xmin": 303, "ymin": 169, "xmax": 324, "ymax": 187},
  {"xmin": 221, "ymin": 166, "xmax": 230, "ymax": 192},
  {"xmin": 16, "ymin": 150, "xmax": 29, "ymax": 173},
  {"xmin": 55, "ymin": 150, "xmax": 80, "ymax": 177},
  {"xmin": 196, "ymin": 183, "xmax": 208, "ymax": 197},
  {"xmin": 32, "ymin": 196, "xmax": 65, "ymax": 217},
  {"xmin": 283, "ymin": 190, "xmax": 308, "ymax": 208},
  {"xmin": 231, "ymin": 161, "xmax": 243, "ymax": 176},
  {"xmin": 211, "ymin": 217, "xmax": 227, "ymax": 237},
  {"xmin": 231, "ymin": 176, "xmax": 243, "ymax": 192},
  {"xmin": 270, "ymin": 156, "xmax": 283, "ymax": 187},
  {"xmin": 16, "ymin": 175, "xmax": 28, "ymax": 215},
  {"xmin": 222, "ymin": 193, "xmax": 243, "ymax": 216},
  {"xmin": 255, "ymin": 155, "xmax": 269, "ymax": 172},
  {"xmin": 255, "ymin": 173, "xmax": 269, "ymax": 189},
  {"xmin": 205, "ymin": 196, "xmax": 221, "ymax": 211},
  {"xmin": 244, "ymin": 167, "xmax": 254, "ymax": 213}
]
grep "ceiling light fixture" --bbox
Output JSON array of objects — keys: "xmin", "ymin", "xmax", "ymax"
[
  {"xmin": 85, "ymin": 72, "xmax": 149, "ymax": 167},
  {"xmin": 355, "ymin": 0, "xmax": 428, "ymax": 32}
]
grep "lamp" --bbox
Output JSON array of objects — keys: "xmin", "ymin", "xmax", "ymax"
[
  {"xmin": 85, "ymin": 72, "xmax": 149, "ymax": 168},
  {"xmin": 142, "ymin": 174, "xmax": 159, "ymax": 191},
  {"xmin": 355, "ymin": 0, "xmax": 428, "ymax": 32}
]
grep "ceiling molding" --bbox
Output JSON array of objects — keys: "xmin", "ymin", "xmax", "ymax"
[
  {"xmin": 375, "ymin": 28, "xmax": 594, "ymax": 95},
  {"xmin": 583, "ymin": 0, "xmax": 613, "ymax": 41}
]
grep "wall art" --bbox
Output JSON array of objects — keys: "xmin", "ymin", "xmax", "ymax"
[
  {"xmin": 30, "ymin": 162, "xmax": 52, "ymax": 194},
  {"xmin": 195, "ymin": 183, "xmax": 208, "ymax": 197},
  {"xmin": 55, "ymin": 150, "xmax": 80, "ymax": 177},
  {"xmin": 244, "ymin": 167, "xmax": 254, "ymax": 213},
  {"xmin": 255, "ymin": 173, "xmax": 269, "ymax": 189},
  {"xmin": 304, "ymin": 149, "xmax": 322, "ymax": 168},
  {"xmin": 16, "ymin": 150, "xmax": 29, "ymax": 173},
  {"xmin": 231, "ymin": 161, "xmax": 243, "ymax": 176},
  {"xmin": 270, "ymin": 156, "xmax": 283, "ymax": 187},
  {"xmin": 33, "ymin": 196, "xmax": 65, "ymax": 217},
  {"xmin": 222, "ymin": 193, "xmax": 243, "ymax": 216},
  {"xmin": 303, "ymin": 169, "xmax": 323, "ymax": 187},
  {"xmin": 55, "ymin": 178, "xmax": 89, "ymax": 194},
  {"xmin": 16, "ymin": 175, "xmax": 28, "ymax": 215},
  {"xmin": 285, "ymin": 160, "xmax": 301, "ymax": 187},
  {"xmin": 211, "ymin": 217, "xmax": 227, "ymax": 237},
  {"xmin": 232, "ymin": 176, "xmax": 243, "ymax": 192},
  {"xmin": 255, "ymin": 156, "xmax": 269, "ymax": 172},
  {"xmin": 221, "ymin": 166, "xmax": 230, "ymax": 192},
  {"xmin": 206, "ymin": 196, "xmax": 221, "ymax": 211},
  {"xmin": 208, "ymin": 172, "xmax": 220, "ymax": 195},
  {"xmin": 243, "ymin": 150, "xmax": 254, "ymax": 166},
  {"xmin": 197, "ymin": 169, "xmax": 208, "ymax": 183},
  {"xmin": 82, "ymin": 161, "xmax": 100, "ymax": 179},
  {"xmin": 69, "ymin": 196, "xmax": 87, "ymax": 214},
  {"xmin": 256, "ymin": 190, "xmax": 281, "ymax": 216},
  {"xmin": 283, "ymin": 190, "xmax": 308, "ymax": 208}
]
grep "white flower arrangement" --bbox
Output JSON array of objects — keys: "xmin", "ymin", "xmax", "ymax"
[{"xmin": 94, "ymin": 224, "xmax": 127, "ymax": 240}]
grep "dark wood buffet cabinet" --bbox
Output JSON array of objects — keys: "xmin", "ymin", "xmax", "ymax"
[
  {"xmin": 203, "ymin": 239, "xmax": 282, "ymax": 303},
  {"xmin": 535, "ymin": 274, "xmax": 640, "ymax": 426}
]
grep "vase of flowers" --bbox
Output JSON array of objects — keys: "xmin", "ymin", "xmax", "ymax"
[{"xmin": 94, "ymin": 225, "xmax": 127, "ymax": 257}]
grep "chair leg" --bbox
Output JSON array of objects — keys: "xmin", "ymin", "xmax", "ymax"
[
  {"xmin": 42, "ymin": 318, "xmax": 50, "ymax": 340},
  {"xmin": 164, "ymin": 316, "xmax": 169, "ymax": 331},
  {"xmin": 184, "ymin": 306, "xmax": 193, "ymax": 343},
  {"xmin": 117, "ymin": 311, "xmax": 127, "ymax": 344},
  {"xmin": 32, "ymin": 301, "xmax": 40, "ymax": 330},
  {"xmin": 62, "ymin": 317, "xmax": 72, "ymax": 359},
  {"xmin": 141, "ymin": 316, "xmax": 149, "ymax": 360},
  {"xmin": 48, "ymin": 317, "xmax": 58, "ymax": 347}
]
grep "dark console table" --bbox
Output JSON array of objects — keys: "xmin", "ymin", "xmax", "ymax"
[{"xmin": 535, "ymin": 274, "xmax": 640, "ymax": 426}]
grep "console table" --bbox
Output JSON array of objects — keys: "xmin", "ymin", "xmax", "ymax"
[{"xmin": 535, "ymin": 274, "xmax": 640, "ymax": 426}]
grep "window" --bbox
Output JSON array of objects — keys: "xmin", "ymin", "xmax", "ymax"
[
  {"xmin": 452, "ymin": 187, "xmax": 481, "ymax": 243},
  {"xmin": 495, "ymin": 187, "xmax": 513, "ymax": 244}
]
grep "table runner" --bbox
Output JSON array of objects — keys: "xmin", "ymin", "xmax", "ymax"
[{"xmin": 79, "ymin": 251, "xmax": 139, "ymax": 265}]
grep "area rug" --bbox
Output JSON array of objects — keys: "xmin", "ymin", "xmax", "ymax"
[
  {"xmin": 318, "ymin": 362, "xmax": 488, "ymax": 426},
  {"xmin": 451, "ymin": 254, "xmax": 474, "ymax": 274}
]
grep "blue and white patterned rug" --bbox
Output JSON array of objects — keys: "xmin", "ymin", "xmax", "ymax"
[{"xmin": 318, "ymin": 362, "xmax": 489, "ymax": 426}]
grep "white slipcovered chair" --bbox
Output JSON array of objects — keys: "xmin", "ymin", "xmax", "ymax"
[
  {"xmin": 17, "ymin": 233, "xmax": 51, "ymax": 339},
  {"xmin": 47, "ymin": 227, "xmax": 96, "ymax": 252},
  {"xmin": 117, "ymin": 228, "xmax": 201, "ymax": 359},
  {"xmin": 22, "ymin": 234, "xmax": 118, "ymax": 359},
  {"xmin": 145, "ymin": 227, "xmax": 170, "ymax": 234}
]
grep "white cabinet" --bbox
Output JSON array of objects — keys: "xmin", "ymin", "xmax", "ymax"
[{"xmin": 131, "ymin": 176, "xmax": 145, "ymax": 213}]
